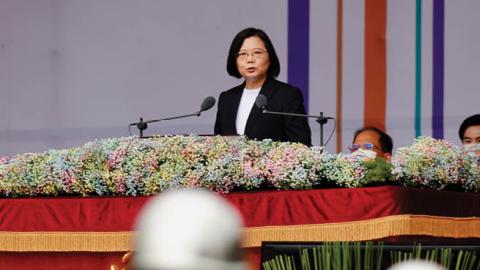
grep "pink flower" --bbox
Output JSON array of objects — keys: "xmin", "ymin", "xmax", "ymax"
[{"xmin": 0, "ymin": 156, "xmax": 9, "ymax": 164}]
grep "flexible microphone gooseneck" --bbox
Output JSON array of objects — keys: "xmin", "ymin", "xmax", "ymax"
[
  {"xmin": 254, "ymin": 94, "xmax": 334, "ymax": 147},
  {"xmin": 130, "ymin": 96, "xmax": 216, "ymax": 138}
]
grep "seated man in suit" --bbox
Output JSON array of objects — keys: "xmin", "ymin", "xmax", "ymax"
[{"xmin": 350, "ymin": 126, "xmax": 393, "ymax": 160}]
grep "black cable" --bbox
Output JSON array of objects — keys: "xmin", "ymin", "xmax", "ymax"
[
  {"xmin": 323, "ymin": 118, "xmax": 337, "ymax": 148},
  {"xmin": 128, "ymin": 124, "xmax": 133, "ymax": 136}
]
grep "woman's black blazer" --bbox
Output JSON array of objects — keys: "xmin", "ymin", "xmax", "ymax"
[{"xmin": 214, "ymin": 77, "xmax": 312, "ymax": 146}]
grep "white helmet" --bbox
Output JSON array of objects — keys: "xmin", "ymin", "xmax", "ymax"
[
  {"xmin": 387, "ymin": 259, "xmax": 447, "ymax": 270},
  {"xmin": 133, "ymin": 189, "xmax": 247, "ymax": 270}
]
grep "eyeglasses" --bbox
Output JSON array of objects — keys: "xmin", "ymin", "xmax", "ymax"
[
  {"xmin": 237, "ymin": 50, "xmax": 267, "ymax": 60},
  {"xmin": 349, "ymin": 143, "xmax": 377, "ymax": 152}
]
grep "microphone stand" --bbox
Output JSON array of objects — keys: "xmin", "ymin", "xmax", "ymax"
[
  {"xmin": 261, "ymin": 109, "xmax": 333, "ymax": 147},
  {"xmin": 135, "ymin": 117, "xmax": 148, "ymax": 138},
  {"xmin": 317, "ymin": 112, "xmax": 329, "ymax": 147}
]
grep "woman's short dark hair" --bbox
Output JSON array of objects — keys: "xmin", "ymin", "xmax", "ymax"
[
  {"xmin": 226, "ymin": 27, "xmax": 280, "ymax": 78},
  {"xmin": 458, "ymin": 114, "xmax": 480, "ymax": 140},
  {"xmin": 353, "ymin": 126, "xmax": 394, "ymax": 154}
]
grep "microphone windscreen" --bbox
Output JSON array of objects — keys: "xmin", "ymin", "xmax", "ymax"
[
  {"xmin": 200, "ymin": 96, "xmax": 216, "ymax": 112},
  {"xmin": 255, "ymin": 94, "xmax": 268, "ymax": 109}
]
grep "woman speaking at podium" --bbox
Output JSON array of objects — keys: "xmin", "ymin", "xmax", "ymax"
[{"xmin": 214, "ymin": 27, "xmax": 311, "ymax": 146}]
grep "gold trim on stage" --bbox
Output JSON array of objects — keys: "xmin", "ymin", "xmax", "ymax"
[
  {"xmin": 0, "ymin": 215, "xmax": 479, "ymax": 252},
  {"xmin": 0, "ymin": 231, "xmax": 134, "ymax": 252},
  {"xmin": 241, "ymin": 214, "xmax": 480, "ymax": 247}
]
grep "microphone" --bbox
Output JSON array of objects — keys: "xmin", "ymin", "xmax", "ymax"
[
  {"xmin": 130, "ymin": 96, "xmax": 216, "ymax": 137},
  {"xmin": 254, "ymin": 94, "xmax": 334, "ymax": 147},
  {"xmin": 198, "ymin": 96, "xmax": 216, "ymax": 116},
  {"xmin": 255, "ymin": 94, "xmax": 268, "ymax": 112}
]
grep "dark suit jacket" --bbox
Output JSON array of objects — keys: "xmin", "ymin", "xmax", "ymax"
[{"xmin": 214, "ymin": 77, "xmax": 312, "ymax": 146}]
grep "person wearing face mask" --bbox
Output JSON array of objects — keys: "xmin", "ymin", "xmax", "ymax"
[
  {"xmin": 214, "ymin": 28, "xmax": 312, "ymax": 146},
  {"xmin": 349, "ymin": 126, "xmax": 393, "ymax": 160},
  {"xmin": 458, "ymin": 114, "xmax": 480, "ymax": 160}
]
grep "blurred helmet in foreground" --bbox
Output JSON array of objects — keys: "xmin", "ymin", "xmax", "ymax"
[
  {"xmin": 387, "ymin": 259, "xmax": 447, "ymax": 270},
  {"xmin": 133, "ymin": 189, "xmax": 246, "ymax": 270}
]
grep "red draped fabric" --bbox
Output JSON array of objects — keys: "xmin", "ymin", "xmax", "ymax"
[
  {"xmin": 0, "ymin": 252, "xmax": 123, "ymax": 270},
  {"xmin": 227, "ymin": 186, "xmax": 480, "ymax": 226},
  {"xmin": 1, "ymin": 186, "xmax": 479, "ymax": 232}
]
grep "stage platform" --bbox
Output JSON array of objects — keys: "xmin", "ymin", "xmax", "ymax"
[{"xmin": 1, "ymin": 186, "xmax": 479, "ymax": 269}]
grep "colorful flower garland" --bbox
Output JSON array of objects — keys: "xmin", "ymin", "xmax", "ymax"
[{"xmin": 0, "ymin": 135, "xmax": 478, "ymax": 197}]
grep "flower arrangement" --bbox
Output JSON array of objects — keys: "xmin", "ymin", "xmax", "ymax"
[
  {"xmin": 392, "ymin": 136, "xmax": 480, "ymax": 191},
  {"xmin": 263, "ymin": 143, "xmax": 324, "ymax": 190},
  {"xmin": 318, "ymin": 153, "xmax": 366, "ymax": 188},
  {"xmin": 0, "ymin": 135, "xmax": 478, "ymax": 197}
]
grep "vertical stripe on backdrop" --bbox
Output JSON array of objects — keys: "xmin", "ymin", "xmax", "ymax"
[
  {"xmin": 420, "ymin": 0, "xmax": 433, "ymax": 138},
  {"xmin": 336, "ymin": 0, "xmax": 344, "ymax": 153},
  {"xmin": 415, "ymin": 0, "xmax": 422, "ymax": 137},
  {"xmin": 364, "ymin": 0, "xmax": 387, "ymax": 131},
  {"xmin": 288, "ymin": 0, "xmax": 310, "ymax": 112},
  {"xmin": 432, "ymin": 0, "xmax": 444, "ymax": 139},
  {"xmin": 341, "ymin": 0, "xmax": 365, "ymax": 152}
]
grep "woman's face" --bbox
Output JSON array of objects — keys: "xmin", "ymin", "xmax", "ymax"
[
  {"xmin": 463, "ymin": 125, "xmax": 480, "ymax": 144},
  {"xmin": 236, "ymin": 36, "xmax": 270, "ymax": 86}
]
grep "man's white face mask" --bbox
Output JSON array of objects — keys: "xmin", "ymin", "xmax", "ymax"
[{"xmin": 351, "ymin": 148, "xmax": 377, "ymax": 159}]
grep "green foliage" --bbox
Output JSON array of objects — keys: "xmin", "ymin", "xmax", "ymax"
[
  {"xmin": 263, "ymin": 254, "xmax": 296, "ymax": 270},
  {"xmin": 362, "ymin": 158, "xmax": 394, "ymax": 183},
  {"xmin": 263, "ymin": 242, "xmax": 480, "ymax": 270}
]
